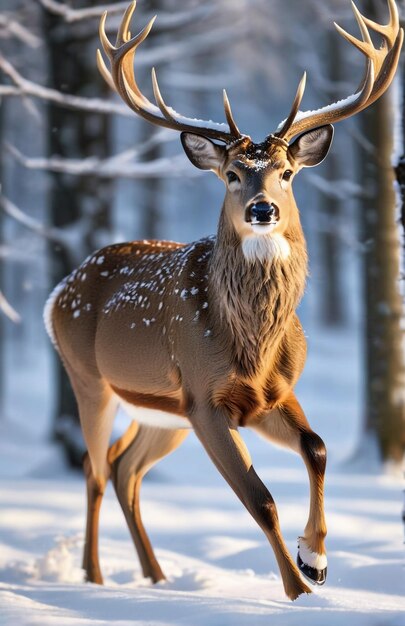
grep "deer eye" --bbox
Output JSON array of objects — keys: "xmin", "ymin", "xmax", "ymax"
[
  {"xmin": 226, "ymin": 171, "xmax": 240, "ymax": 184},
  {"xmin": 282, "ymin": 169, "xmax": 293, "ymax": 182}
]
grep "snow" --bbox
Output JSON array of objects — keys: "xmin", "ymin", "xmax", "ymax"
[
  {"xmin": 276, "ymin": 92, "xmax": 361, "ymax": 133},
  {"xmin": 0, "ymin": 428, "xmax": 403, "ymax": 626},
  {"xmin": 0, "ymin": 330, "xmax": 404, "ymax": 625}
]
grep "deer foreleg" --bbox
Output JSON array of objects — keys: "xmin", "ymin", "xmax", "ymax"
[
  {"xmin": 190, "ymin": 405, "xmax": 311, "ymax": 601},
  {"xmin": 251, "ymin": 393, "xmax": 327, "ymax": 586}
]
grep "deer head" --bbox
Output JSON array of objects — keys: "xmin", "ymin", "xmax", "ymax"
[
  {"xmin": 180, "ymin": 125, "xmax": 334, "ymax": 262},
  {"xmin": 97, "ymin": 0, "xmax": 403, "ymax": 262}
]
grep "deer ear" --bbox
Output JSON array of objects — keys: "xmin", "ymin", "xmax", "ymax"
[
  {"xmin": 288, "ymin": 124, "xmax": 334, "ymax": 167},
  {"xmin": 181, "ymin": 133, "xmax": 225, "ymax": 172}
]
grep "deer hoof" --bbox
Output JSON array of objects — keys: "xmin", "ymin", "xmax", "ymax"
[
  {"xmin": 297, "ymin": 537, "xmax": 327, "ymax": 586},
  {"xmin": 297, "ymin": 553, "xmax": 327, "ymax": 586},
  {"xmin": 84, "ymin": 568, "xmax": 104, "ymax": 585}
]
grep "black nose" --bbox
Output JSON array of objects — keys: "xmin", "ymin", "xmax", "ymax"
[{"xmin": 247, "ymin": 202, "xmax": 276, "ymax": 224}]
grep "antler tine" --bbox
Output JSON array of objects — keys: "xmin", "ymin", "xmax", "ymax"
[
  {"xmin": 350, "ymin": 1, "xmax": 373, "ymax": 46},
  {"xmin": 333, "ymin": 10, "xmax": 373, "ymax": 93},
  {"xmin": 278, "ymin": 0, "xmax": 402, "ymax": 143},
  {"xmin": 365, "ymin": 27, "xmax": 404, "ymax": 107},
  {"xmin": 97, "ymin": 11, "xmax": 117, "ymax": 92},
  {"xmin": 151, "ymin": 70, "xmax": 242, "ymax": 136},
  {"xmin": 113, "ymin": 15, "xmax": 156, "ymax": 64},
  {"xmin": 277, "ymin": 72, "xmax": 307, "ymax": 140},
  {"xmin": 334, "ymin": 20, "xmax": 369, "ymax": 56},
  {"xmin": 334, "ymin": 0, "xmax": 402, "ymax": 107},
  {"xmin": 361, "ymin": 0, "xmax": 399, "ymax": 47},
  {"xmin": 223, "ymin": 90, "xmax": 241, "ymax": 137},
  {"xmin": 115, "ymin": 15, "xmax": 157, "ymax": 108},
  {"xmin": 96, "ymin": 49, "xmax": 116, "ymax": 92},
  {"xmin": 151, "ymin": 67, "xmax": 178, "ymax": 123},
  {"xmin": 97, "ymin": 3, "xmax": 243, "ymax": 143},
  {"xmin": 116, "ymin": 0, "xmax": 136, "ymax": 46},
  {"xmin": 99, "ymin": 11, "xmax": 115, "ymax": 58}
]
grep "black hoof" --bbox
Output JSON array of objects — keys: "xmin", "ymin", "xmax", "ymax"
[{"xmin": 297, "ymin": 553, "xmax": 327, "ymax": 586}]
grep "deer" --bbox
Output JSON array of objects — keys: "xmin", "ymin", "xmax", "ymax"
[{"xmin": 44, "ymin": 0, "xmax": 402, "ymax": 601}]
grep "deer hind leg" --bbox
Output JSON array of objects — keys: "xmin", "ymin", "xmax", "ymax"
[
  {"xmin": 63, "ymin": 368, "xmax": 118, "ymax": 584},
  {"xmin": 66, "ymin": 368, "xmax": 118, "ymax": 491},
  {"xmin": 251, "ymin": 392, "xmax": 327, "ymax": 586},
  {"xmin": 190, "ymin": 404, "xmax": 311, "ymax": 601},
  {"xmin": 109, "ymin": 425, "xmax": 189, "ymax": 583},
  {"xmin": 81, "ymin": 420, "xmax": 139, "ymax": 584}
]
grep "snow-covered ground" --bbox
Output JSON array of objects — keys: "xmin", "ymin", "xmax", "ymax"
[{"xmin": 0, "ymin": 330, "xmax": 404, "ymax": 625}]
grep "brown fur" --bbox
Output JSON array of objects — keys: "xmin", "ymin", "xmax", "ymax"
[
  {"xmin": 48, "ymin": 137, "xmax": 325, "ymax": 600},
  {"xmin": 209, "ymin": 209, "xmax": 307, "ymax": 378}
]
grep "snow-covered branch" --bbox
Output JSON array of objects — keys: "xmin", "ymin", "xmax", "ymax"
[
  {"xmin": 37, "ymin": 0, "xmax": 212, "ymax": 31},
  {"xmin": 0, "ymin": 193, "xmax": 97, "ymax": 264},
  {"xmin": 0, "ymin": 85, "xmax": 20, "ymax": 97},
  {"xmin": 0, "ymin": 53, "xmax": 133, "ymax": 116},
  {"xmin": 0, "ymin": 17, "xmax": 242, "ymax": 116},
  {"xmin": 0, "ymin": 13, "xmax": 42, "ymax": 48},
  {"xmin": 307, "ymin": 172, "xmax": 370, "ymax": 200},
  {"xmin": 36, "ymin": 0, "xmax": 131, "ymax": 23},
  {"xmin": 0, "ymin": 290, "xmax": 21, "ymax": 323},
  {"xmin": 0, "ymin": 193, "xmax": 64, "ymax": 244},
  {"xmin": 136, "ymin": 22, "xmax": 243, "ymax": 68},
  {"xmin": 6, "ymin": 143, "xmax": 200, "ymax": 179}
]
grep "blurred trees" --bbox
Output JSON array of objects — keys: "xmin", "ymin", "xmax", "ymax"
[
  {"xmin": 396, "ymin": 60, "xmax": 405, "ymax": 235},
  {"xmin": 43, "ymin": 2, "xmax": 114, "ymax": 461},
  {"xmin": 319, "ymin": 30, "xmax": 346, "ymax": 326},
  {"xmin": 361, "ymin": 90, "xmax": 405, "ymax": 462},
  {"xmin": 360, "ymin": 0, "xmax": 405, "ymax": 463},
  {"xmin": 0, "ymin": 0, "xmax": 403, "ymax": 464}
]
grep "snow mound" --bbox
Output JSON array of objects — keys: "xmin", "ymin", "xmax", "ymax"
[{"xmin": 32, "ymin": 535, "xmax": 83, "ymax": 584}]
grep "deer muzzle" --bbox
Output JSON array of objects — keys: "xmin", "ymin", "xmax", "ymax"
[{"xmin": 246, "ymin": 201, "xmax": 279, "ymax": 225}]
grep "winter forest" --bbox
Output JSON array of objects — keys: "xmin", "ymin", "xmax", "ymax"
[{"xmin": 0, "ymin": 0, "xmax": 404, "ymax": 624}]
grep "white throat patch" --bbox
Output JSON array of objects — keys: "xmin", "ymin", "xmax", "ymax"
[{"xmin": 242, "ymin": 232, "xmax": 290, "ymax": 263}]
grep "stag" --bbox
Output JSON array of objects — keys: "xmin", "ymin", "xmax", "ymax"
[{"xmin": 44, "ymin": 0, "xmax": 402, "ymax": 600}]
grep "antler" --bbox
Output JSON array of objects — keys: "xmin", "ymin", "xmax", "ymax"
[
  {"xmin": 97, "ymin": 1, "xmax": 242, "ymax": 143},
  {"xmin": 276, "ymin": 0, "xmax": 403, "ymax": 142}
]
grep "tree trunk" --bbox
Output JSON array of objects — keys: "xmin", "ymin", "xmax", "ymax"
[
  {"xmin": 395, "ymin": 57, "xmax": 405, "ymax": 245},
  {"xmin": 319, "ymin": 33, "xmax": 345, "ymax": 326},
  {"xmin": 43, "ymin": 3, "xmax": 113, "ymax": 465},
  {"xmin": 0, "ymin": 93, "xmax": 4, "ymax": 416},
  {"xmin": 139, "ymin": 0, "xmax": 163, "ymax": 239},
  {"xmin": 360, "ymin": 54, "xmax": 405, "ymax": 462},
  {"xmin": 138, "ymin": 127, "xmax": 163, "ymax": 239}
]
